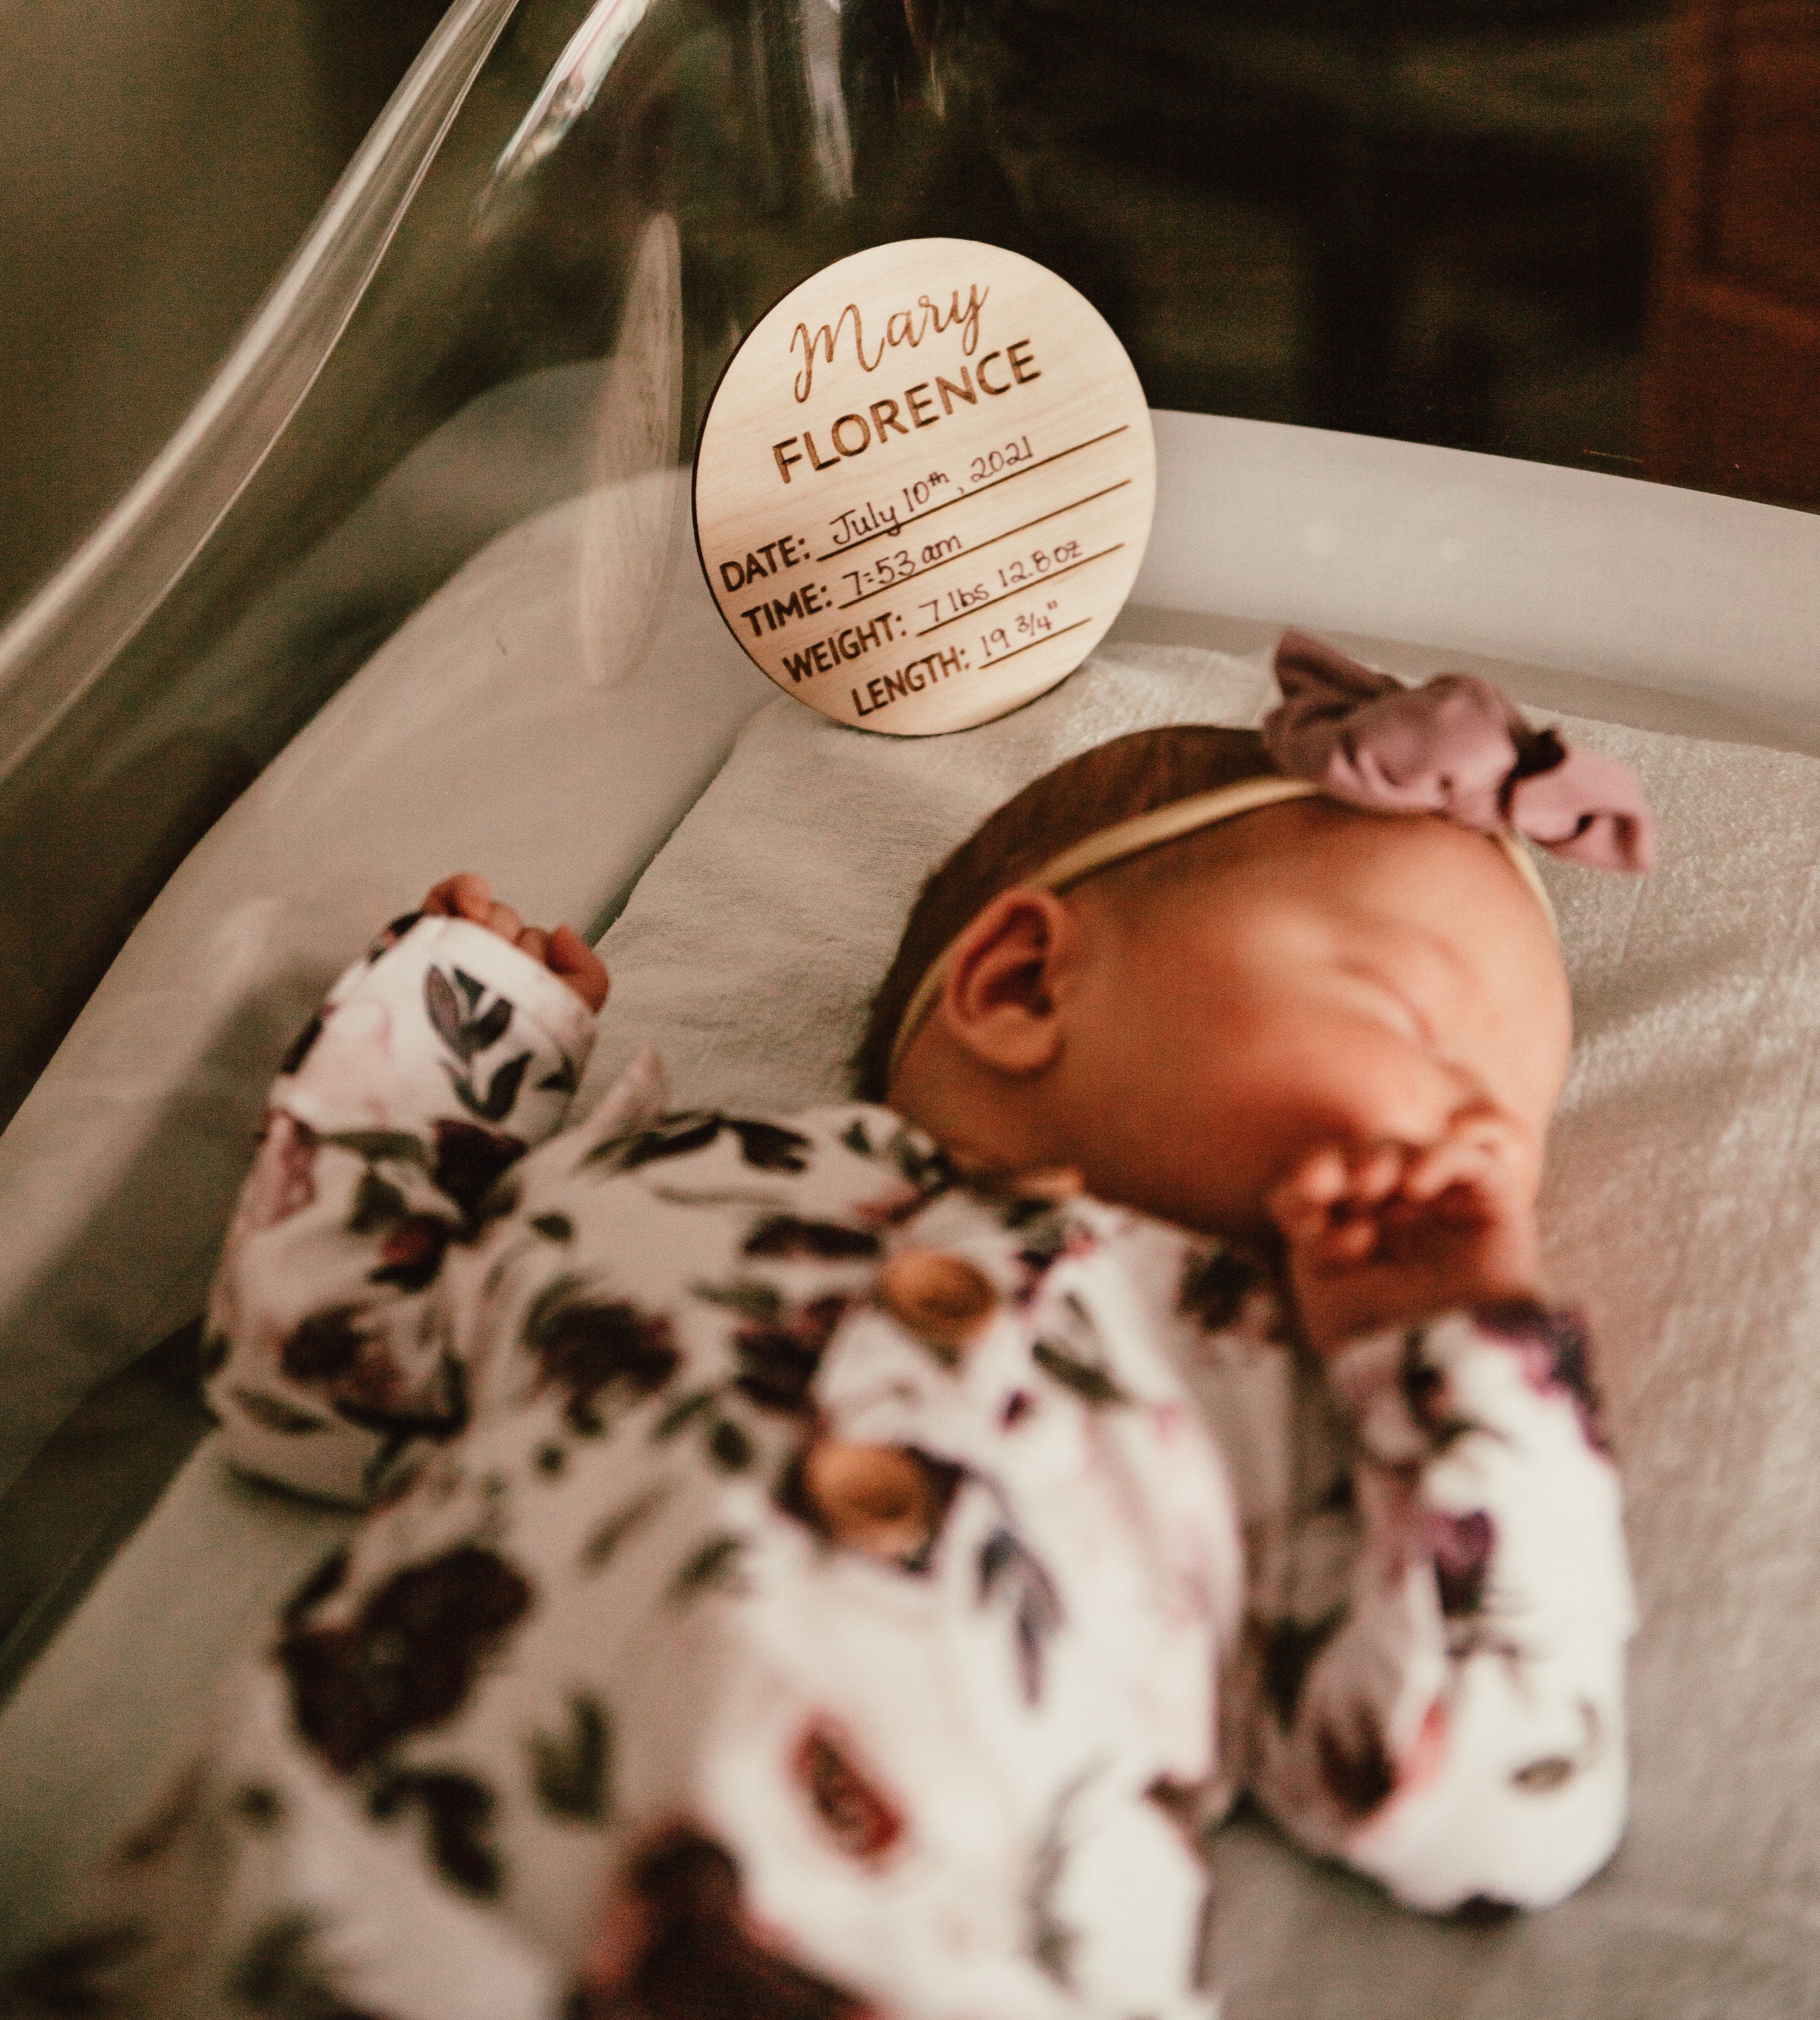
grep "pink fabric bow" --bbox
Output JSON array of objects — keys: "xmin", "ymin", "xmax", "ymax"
[{"xmin": 1261, "ymin": 630, "xmax": 1655, "ymax": 872}]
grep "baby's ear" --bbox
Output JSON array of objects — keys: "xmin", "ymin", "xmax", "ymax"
[{"xmin": 937, "ymin": 887, "xmax": 1073, "ymax": 1075}]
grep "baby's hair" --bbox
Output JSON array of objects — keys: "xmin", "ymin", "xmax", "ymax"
[{"xmin": 851, "ymin": 725, "xmax": 1275, "ymax": 1100}]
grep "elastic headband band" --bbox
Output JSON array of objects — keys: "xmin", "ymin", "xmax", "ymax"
[{"xmin": 884, "ymin": 774, "xmax": 1555, "ymax": 1084}]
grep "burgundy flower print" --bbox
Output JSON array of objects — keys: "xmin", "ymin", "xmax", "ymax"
[
  {"xmin": 793, "ymin": 1723, "xmax": 906, "ymax": 1864},
  {"xmin": 1474, "ymin": 1301, "xmax": 1612, "ymax": 1455},
  {"xmin": 278, "ymin": 1312, "xmax": 469, "ymax": 1454},
  {"xmin": 1427, "ymin": 1510, "xmax": 1495, "ymax": 1618},
  {"xmin": 735, "ymin": 1293, "xmax": 847, "ymax": 1411},
  {"xmin": 426, "ymin": 1119, "xmax": 524, "ymax": 1225},
  {"xmin": 371, "ymin": 1215, "xmax": 452, "ymax": 1293},
  {"xmin": 336, "ymin": 1165, "xmax": 456, "ymax": 1291},
  {"xmin": 575, "ymin": 1829, "xmax": 869, "ymax": 2020},
  {"xmin": 1316, "ymin": 1708, "xmax": 1398, "ymax": 1821},
  {"xmin": 520, "ymin": 1277, "xmax": 681, "ymax": 1435},
  {"xmin": 978, "ymin": 1528, "xmax": 1065, "ymax": 1705},
  {"xmin": 282, "ymin": 1307, "xmax": 381, "ymax": 1394},
  {"xmin": 277, "ymin": 1545, "xmax": 533, "ymax": 1774}
]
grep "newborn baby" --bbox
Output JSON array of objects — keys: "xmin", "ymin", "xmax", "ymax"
[{"xmin": 19, "ymin": 634, "xmax": 1648, "ymax": 2020}]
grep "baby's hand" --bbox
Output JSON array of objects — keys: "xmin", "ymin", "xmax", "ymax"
[
  {"xmin": 1267, "ymin": 1115, "xmax": 1541, "ymax": 1357},
  {"xmin": 421, "ymin": 872, "xmax": 609, "ymax": 1013}
]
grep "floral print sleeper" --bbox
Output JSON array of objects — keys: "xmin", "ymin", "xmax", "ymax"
[{"xmin": 24, "ymin": 914, "xmax": 1635, "ymax": 2019}]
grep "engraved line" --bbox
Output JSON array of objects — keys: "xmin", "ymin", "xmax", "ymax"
[
  {"xmin": 974, "ymin": 618, "xmax": 1091, "ymax": 670},
  {"xmin": 834, "ymin": 481, "xmax": 1131, "ymax": 613},
  {"xmin": 812, "ymin": 424, "xmax": 1132, "ymax": 563},
  {"xmin": 915, "ymin": 543, "xmax": 1127, "ymax": 636}
]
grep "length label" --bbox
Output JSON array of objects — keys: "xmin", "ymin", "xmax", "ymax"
[{"xmin": 692, "ymin": 238, "xmax": 1155, "ymax": 736}]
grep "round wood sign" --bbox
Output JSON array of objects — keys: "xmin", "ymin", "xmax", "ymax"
[{"xmin": 693, "ymin": 238, "xmax": 1155, "ymax": 736}]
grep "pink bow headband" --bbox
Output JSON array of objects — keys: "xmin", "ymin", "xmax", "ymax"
[
  {"xmin": 1262, "ymin": 630, "xmax": 1655, "ymax": 873},
  {"xmin": 877, "ymin": 634, "xmax": 1653, "ymax": 1083}
]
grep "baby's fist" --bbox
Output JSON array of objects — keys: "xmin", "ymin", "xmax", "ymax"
[
  {"xmin": 421, "ymin": 873, "xmax": 609, "ymax": 1013},
  {"xmin": 1269, "ymin": 1119, "xmax": 1541, "ymax": 1357}
]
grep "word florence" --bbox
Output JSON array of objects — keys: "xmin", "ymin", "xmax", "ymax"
[{"xmin": 772, "ymin": 341, "xmax": 1042, "ymax": 486}]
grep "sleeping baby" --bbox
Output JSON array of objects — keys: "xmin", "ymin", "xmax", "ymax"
[{"xmin": 13, "ymin": 632, "xmax": 1651, "ymax": 2020}]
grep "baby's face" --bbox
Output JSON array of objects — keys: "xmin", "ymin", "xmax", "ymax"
[{"xmin": 1041, "ymin": 801, "xmax": 1572, "ymax": 1238}]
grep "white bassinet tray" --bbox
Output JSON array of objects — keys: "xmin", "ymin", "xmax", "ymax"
[{"xmin": 3, "ymin": 412, "xmax": 1819, "ymax": 2013}]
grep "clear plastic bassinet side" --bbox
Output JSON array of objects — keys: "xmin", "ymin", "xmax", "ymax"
[{"xmin": 0, "ymin": 0, "xmax": 963, "ymax": 1132}]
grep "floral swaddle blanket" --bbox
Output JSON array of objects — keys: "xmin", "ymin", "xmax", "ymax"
[{"xmin": 13, "ymin": 915, "xmax": 1633, "ymax": 2019}]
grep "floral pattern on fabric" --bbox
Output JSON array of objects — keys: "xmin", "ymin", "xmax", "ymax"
[{"xmin": 13, "ymin": 914, "xmax": 1634, "ymax": 2019}]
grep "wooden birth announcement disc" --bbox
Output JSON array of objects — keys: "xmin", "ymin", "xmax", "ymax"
[{"xmin": 693, "ymin": 238, "xmax": 1155, "ymax": 736}]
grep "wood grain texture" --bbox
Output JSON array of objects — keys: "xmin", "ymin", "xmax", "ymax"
[{"xmin": 693, "ymin": 238, "xmax": 1154, "ymax": 736}]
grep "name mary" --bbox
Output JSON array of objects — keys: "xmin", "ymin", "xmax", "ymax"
[{"xmin": 790, "ymin": 283, "xmax": 988, "ymax": 403}]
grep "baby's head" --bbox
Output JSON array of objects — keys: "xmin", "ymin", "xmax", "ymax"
[{"xmin": 858, "ymin": 722, "xmax": 1571, "ymax": 1244}]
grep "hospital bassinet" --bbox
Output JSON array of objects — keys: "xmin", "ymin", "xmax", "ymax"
[{"xmin": 2, "ymin": 1, "xmax": 1819, "ymax": 2009}]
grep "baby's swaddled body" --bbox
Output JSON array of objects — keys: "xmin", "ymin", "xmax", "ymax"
[
  {"xmin": 43, "ymin": 899, "xmax": 1630, "ymax": 2020},
  {"xmin": 16, "ymin": 633, "xmax": 1653, "ymax": 2019}
]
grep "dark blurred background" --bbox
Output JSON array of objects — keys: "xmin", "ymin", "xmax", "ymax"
[
  {"xmin": 0, "ymin": 0, "xmax": 446, "ymax": 622},
  {"xmin": 0, "ymin": 0, "xmax": 1813, "ymax": 628}
]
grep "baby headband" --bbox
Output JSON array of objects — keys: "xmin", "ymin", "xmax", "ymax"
[
  {"xmin": 879, "ymin": 632, "xmax": 1654, "ymax": 1085},
  {"xmin": 1269, "ymin": 629, "xmax": 1655, "ymax": 874}
]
